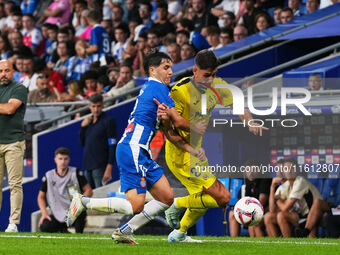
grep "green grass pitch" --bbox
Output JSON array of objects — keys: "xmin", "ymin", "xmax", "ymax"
[{"xmin": 0, "ymin": 233, "xmax": 339, "ymax": 255}]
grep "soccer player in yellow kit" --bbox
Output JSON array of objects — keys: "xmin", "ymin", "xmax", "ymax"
[{"xmin": 157, "ymin": 50, "xmax": 267, "ymax": 242}]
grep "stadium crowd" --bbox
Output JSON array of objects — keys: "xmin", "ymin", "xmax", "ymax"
[{"xmin": 0, "ymin": 0, "xmax": 338, "ymax": 104}]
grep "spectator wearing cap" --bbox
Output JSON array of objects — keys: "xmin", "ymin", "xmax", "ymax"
[
  {"xmin": 151, "ymin": 1, "xmax": 175, "ymax": 38},
  {"xmin": 104, "ymin": 64, "xmax": 136, "ymax": 99},
  {"xmin": 80, "ymin": 94, "xmax": 117, "ymax": 189},
  {"xmin": 112, "ymin": 24, "xmax": 130, "ymax": 64},
  {"xmin": 176, "ymin": 18, "xmax": 210, "ymax": 51},
  {"xmin": 180, "ymin": 42, "xmax": 196, "ymax": 61},
  {"xmin": 240, "ymin": 0, "xmax": 264, "ymax": 35},
  {"xmin": 192, "ymin": 0, "xmax": 218, "ymax": 33},
  {"xmin": 219, "ymin": 27, "xmax": 233, "ymax": 47},
  {"xmin": 166, "ymin": 43, "xmax": 181, "ymax": 64},
  {"xmin": 206, "ymin": 26, "xmax": 222, "ymax": 50},
  {"xmin": 233, "ymin": 24, "xmax": 248, "ymax": 41},
  {"xmin": 280, "ymin": 8, "xmax": 295, "ymax": 24}
]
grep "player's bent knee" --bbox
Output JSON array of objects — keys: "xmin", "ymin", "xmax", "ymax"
[{"xmin": 276, "ymin": 211, "xmax": 288, "ymax": 224}]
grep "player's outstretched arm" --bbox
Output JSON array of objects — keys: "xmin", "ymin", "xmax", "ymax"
[{"xmin": 160, "ymin": 125, "xmax": 207, "ymax": 162}]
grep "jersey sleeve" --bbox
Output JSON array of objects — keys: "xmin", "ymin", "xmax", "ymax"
[
  {"xmin": 12, "ymin": 84, "xmax": 28, "ymax": 104},
  {"xmin": 214, "ymin": 78, "xmax": 233, "ymax": 107},
  {"xmin": 154, "ymin": 85, "xmax": 175, "ymax": 109},
  {"xmin": 40, "ymin": 176, "xmax": 47, "ymax": 192},
  {"xmin": 170, "ymin": 81, "xmax": 188, "ymax": 115}
]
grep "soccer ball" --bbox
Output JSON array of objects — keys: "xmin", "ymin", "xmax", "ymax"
[{"xmin": 233, "ymin": 196, "xmax": 264, "ymax": 226}]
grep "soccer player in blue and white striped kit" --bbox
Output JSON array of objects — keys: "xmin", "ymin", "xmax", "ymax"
[{"xmin": 66, "ymin": 50, "xmax": 206, "ymax": 243}]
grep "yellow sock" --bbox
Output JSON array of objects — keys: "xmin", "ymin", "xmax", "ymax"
[
  {"xmin": 176, "ymin": 192, "xmax": 219, "ymax": 209},
  {"xmin": 179, "ymin": 208, "xmax": 207, "ymax": 233}
]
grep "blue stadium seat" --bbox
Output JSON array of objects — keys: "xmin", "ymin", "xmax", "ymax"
[
  {"xmin": 322, "ymin": 179, "xmax": 340, "ymax": 206},
  {"xmin": 307, "ymin": 178, "xmax": 324, "ymax": 194}
]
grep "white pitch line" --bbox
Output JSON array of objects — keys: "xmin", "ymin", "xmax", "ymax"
[{"xmin": 0, "ymin": 235, "xmax": 338, "ymax": 246}]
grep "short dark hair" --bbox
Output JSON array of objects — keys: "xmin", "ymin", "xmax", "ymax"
[
  {"xmin": 206, "ymin": 26, "xmax": 220, "ymax": 36},
  {"xmin": 55, "ymin": 147, "xmax": 70, "ymax": 156},
  {"xmin": 310, "ymin": 72, "xmax": 322, "ymax": 78},
  {"xmin": 120, "ymin": 63, "xmax": 133, "ymax": 73},
  {"xmin": 220, "ymin": 27, "xmax": 233, "ymax": 38},
  {"xmin": 143, "ymin": 49, "xmax": 171, "ymax": 76},
  {"xmin": 157, "ymin": 1, "xmax": 168, "ymax": 10},
  {"xmin": 58, "ymin": 27, "xmax": 69, "ymax": 35},
  {"xmin": 277, "ymin": 158, "xmax": 286, "ymax": 165},
  {"xmin": 195, "ymin": 50, "xmax": 219, "ymax": 70},
  {"xmin": 82, "ymin": 70, "xmax": 99, "ymax": 81},
  {"xmin": 176, "ymin": 30, "xmax": 190, "ymax": 38},
  {"xmin": 285, "ymin": 157, "xmax": 297, "ymax": 167},
  {"xmin": 178, "ymin": 19, "xmax": 194, "ymax": 31},
  {"xmin": 23, "ymin": 13, "xmax": 35, "ymax": 22},
  {"xmin": 140, "ymin": 1, "xmax": 152, "ymax": 12},
  {"xmin": 87, "ymin": 9, "xmax": 102, "ymax": 23},
  {"xmin": 88, "ymin": 93, "xmax": 103, "ymax": 104},
  {"xmin": 281, "ymin": 7, "xmax": 293, "ymax": 15}
]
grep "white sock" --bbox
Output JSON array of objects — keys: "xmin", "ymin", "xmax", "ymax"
[
  {"xmin": 82, "ymin": 197, "xmax": 133, "ymax": 215},
  {"xmin": 120, "ymin": 200, "xmax": 169, "ymax": 235}
]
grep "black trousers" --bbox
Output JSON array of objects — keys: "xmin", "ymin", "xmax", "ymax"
[
  {"xmin": 40, "ymin": 211, "xmax": 87, "ymax": 233},
  {"xmin": 325, "ymin": 214, "xmax": 340, "ymax": 238}
]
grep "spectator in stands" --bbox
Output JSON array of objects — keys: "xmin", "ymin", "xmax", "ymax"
[
  {"xmin": 111, "ymin": 4, "xmax": 128, "ymax": 30},
  {"xmin": 273, "ymin": 6, "xmax": 283, "ymax": 24},
  {"xmin": 0, "ymin": 60, "xmax": 27, "ymax": 233},
  {"xmin": 220, "ymin": 27, "xmax": 234, "ymax": 47},
  {"xmin": 133, "ymin": 32, "xmax": 150, "ymax": 77},
  {"xmin": 80, "ymin": 94, "xmax": 116, "ymax": 189},
  {"xmin": 104, "ymin": 64, "xmax": 136, "ymax": 99},
  {"xmin": 122, "ymin": 42, "xmax": 138, "ymax": 67},
  {"xmin": 38, "ymin": 0, "xmax": 71, "ymax": 26},
  {"xmin": 125, "ymin": 0, "xmax": 142, "ymax": 24},
  {"xmin": 151, "ymin": 1, "xmax": 175, "ymax": 38},
  {"xmin": 192, "ymin": 0, "xmax": 218, "ymax": 33},
  {"xmin": 112, "ymin": 24, "xmax": 130, "ymax": 64},
  {"xmin": 28, "ymin": 75, "xmax": 57, "ymax": 103},
  {"xmin": 55, "ymin": 80, "xmax": 85, "ymax": 102},
  {"xmin": 255, "ymin": 13, "xmax": 274, "ymax": 33},
  {"xmin": 211, "ymin": 1, "xmax": 240, "ymax": 28},
  {"xmin": 36, "ymin": 60, "xmax": 65, "ymax": 93},
  {"xmin": 206, "ymin": 26, "xmax": 222, "ymax": 50},
  {"xmin": 180, "ymin": 42, "xmax": 196, "ymax": 61},
  {"xmin": 280, "ymin": 8, "xmax": 295, "ymax": 24},
  {"xmin": 233, "ymin": 25, "xmax": 248, "ymax": 41},
  {"xmin": 107, "ymin": 67, "xmax": 119, "ymax": 87},
  {"xmin": 241, "ymin": 0, "xmax": 264, "ymax": 35},
  {"xmin": 20, "ymin": 56, "xmax": 39, "ymax": 91},
  {"xmin": 229, "ymin": 160, "xmax": 272, "ymax": 237},
  {"xmin": 308, "ymin": 73, "xmax": 323, "ymax": 91},
  {"xmin": 13, "ymin": 56, "xmax": 24, "ymax": 82},
  {"xmin": 139, "ymin": 1, "xmax": 154, "ymax": 32},
  {"xmin": 77, "ymin": 9, "xmax": 91, "ymax": 40},
  {"xmin": 166, "ymin": 43, "xmax": 181, "ymax": 64},
  {"xmin": 174, "ymin": 1, "xmax": 195, "ymax": 22},
  {"xmin": 45, "ymin": 24, "xmax": 58, "ymax": 63},
  {"xmin": 0, "ymin": 35, "xmax": 11, "ymax": 60},
  {"xmin": 38, "ymin": 147, "xmax": 92, "ymax": 233},
  {"xmin": 81, "ymin": 70, "xmax": 98, "ymax": 98},
  {"xmin": 219, "ymin": 11, "xmax": 236, "ymax": 30},
  {"xmin": 53, "ymin": 41, "xmax": 71, "ymax": 78},
  {"xmin": 11, "ymin": 11, "xmax": 23, "ymax": 32},
  {"xmin": 289, "ymin": 0, "xmax": 305, "ymax": 16},
  {"xmin": 22, "ymin": 14, "xmax": 44, "ymax": 57},
  {"xmin": 306, "ymin": 0, "xmax": 320, "ymax": 14},
  {"xmin": 168, "ymin": 0, "xmax": 183, "ymax": 22},
  {"xmin": 66, "ymin": 41, "xmax": 90, "ymax": 84},
  {"xmin": 21, "ymin": 0, "xmax": 39, "ymax": 15},
  {"xmin": 176, "ymin": 30, "xmax": 190, "ymax": 47},
  {"xmin": 264, "ymin": 158, "xmax": 323, "ymax": 237},
  {"xmin": 70, "ymin": 0, "xmax": 87, "ymax": 29},
  {"xmin": 96, "ymin": 75, "xmax": 112, "ymax": 95},
  {"xmin": 2, "ymin": 2, "xmax": 18, "ymax": 32},
  {"xmin": 86, "ymin": 9, "xmax": 111, "ymax": 63},
  {"xmin": 8, "ymin": 31, "xmax": 32, "ymax": 64},
  {"xmin": 147, "ymin": 29, "xmax": 166, "ymax": 53},
  {"xmin": 176, "ymin": 18, "xmax": 210, "ymax": 51}
]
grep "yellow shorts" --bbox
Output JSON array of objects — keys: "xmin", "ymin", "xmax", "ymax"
[{"xmin": 165, "ymin": 150, "xmax": 216, "ymax": 195}]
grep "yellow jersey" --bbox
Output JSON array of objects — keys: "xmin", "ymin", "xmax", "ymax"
[{"xmin": 165, "ymin": 76, "xmax": 233, "ymax": 164}]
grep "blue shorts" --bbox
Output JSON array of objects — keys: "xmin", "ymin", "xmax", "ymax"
[{"xmin": 116, "ymin": 143, "xmax": 164, "ymax": 194}]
